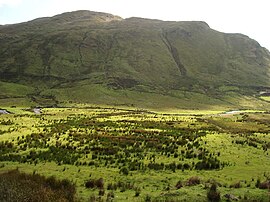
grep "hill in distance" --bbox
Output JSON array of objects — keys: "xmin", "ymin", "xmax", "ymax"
[{"xmin": 0, "ymin": 10, "xmax": 270, "ymax": 110}]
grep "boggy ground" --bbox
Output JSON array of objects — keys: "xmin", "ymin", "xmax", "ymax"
[{"xmin": 0, "ymin": 106, "xmax": 270, "ymax": 201}]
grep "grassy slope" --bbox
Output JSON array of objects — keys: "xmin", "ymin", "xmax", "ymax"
[
  {"xmin": 0, "ymin": 81, "xmax": 35, "ymax": 107},
  {"xmin": 0, "ymin": 11, "xmax": 270, "ymax": 109},
  {"xmin": 1, "ymin": 82, "xmax": 270, "ymax": 110}
]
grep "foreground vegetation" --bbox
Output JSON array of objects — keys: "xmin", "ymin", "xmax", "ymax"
[
  {"xmin": 0, "ymin": 106, "xmax": 270, "ymax": 201},
  {"xmin": 0, "ymin": 169, "xmax": 76, "ymax": 202}
]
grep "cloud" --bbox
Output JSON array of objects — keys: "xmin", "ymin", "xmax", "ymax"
[{"xmin": 0, "ymin": 0, "xmax": 22, "ymax": 7}]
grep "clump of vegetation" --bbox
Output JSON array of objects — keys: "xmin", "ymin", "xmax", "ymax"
[
  {"xmin": 85, "ymin": 178, "xmax": 104, "ymax": 189},
  {"xmin": 175, "ymin": 180, "xmax": 183, "ymax": 189},
  {"xmin": 0, "ymin": 120, "xmax": 13, "ymax": 125},
  {"xmin": 107, "ymin": 191, "xmax": 115, "ymax": 201},
  {"xmin": 207, "ymin": 183, "xmax": 220, "ymax": 202},
  {"xmin": 134, "ymin": 187, "xmax": 141, "ymax": 197},
  {"xmin": 145, "ymin": 194, "xmax": 152, "ymax": 202},
  {"xmin": 89, "ymin": 194, "xmax": 103, "ymax": 202},
  {"xmin": 256, "ymin": 179, "xmax": 270, "ymax": 189},
  {"xmin": 98, "ymin": 189, "xmax": 105, "ymax": 196},
  {"xmin": 230, "ymin": 181, "xmax": 241, "ymax": 188},
  {"xmin": 119, "ymin": 167, "xmax": 129, "ymax": 175},
  {"xmin": 186, "ymin": 176, "xmax": 200, "ymax": 186},
  {"xmin": 107, "ymin": 180, "xmax": 136, "ymax": 194},
  {"xmin": 0, "ymin": 169, "xmax": 76, "ymax": 202}
]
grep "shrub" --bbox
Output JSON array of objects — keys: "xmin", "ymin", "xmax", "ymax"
[
  {"xmin": 85, "ymin": 179, "xmax": 96, "ymax": 189},
  {"xmin": 135, "ymin": 187, "xmax": 141, "ymax": 197},
  {"xmin": 96, "ymin": 178, "xmax": 104, "ymax": 189},
  {"xmin": 99, "ymin": 189, "xmax": 105, "ymax": 196},
  {"xmin": 120, "ymin": 186, "xmax": 126, "ymax": 192},
  {"xmin": 230, "ymin": 181, "xmax": 241, "ymax": 188},
  {"xmin": 207, "ymin": 183, "xmax": 220, "ymax": 202},
  {"xmin": 0, "ymin": 169, "xmax": 76, "ymax": 202},
  {"xmin": 89, "ymin": 194, "xmax": 102, "ymax": 202},
  {"xmin": 258, "ymin": 180, "xmax": 270, "ymax": 189},
  {"xmin": 175, "ymin": 180, "xmax": 183, "ymax": 189},
  {"xmin": 107, "ymin": 191, "xmax": 115, "ymax": 200},
  {"xmin": 107, "ymin": 182, "xmax": 114, "ymax": 190},
  {"xmin": 186, "ymin": 176, "xmax": 200, "ymax": 186},
  {"xmin": 183, "ymin": 163, "xmax": 190, "ymax": 170},
  {"xmin": 255, "ymin": 179, "xmax": 261, "ymax": 188},
  {"xmin": 85, "ymin": 178, "xmax": 104, "ymax": 189},
  {"xmin": 120, "ymin": 167, "xmax": 129, "ymax": 175},
  {"xmin": 145, "ymin": 194, "xmax": 152, "ymax": 202}
]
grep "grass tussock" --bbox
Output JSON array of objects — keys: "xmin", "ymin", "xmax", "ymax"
[{"xmin": 0, "ymin": 169, "xmax": 76, "ymax": 202}]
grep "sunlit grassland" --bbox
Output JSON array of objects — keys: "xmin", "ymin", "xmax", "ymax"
[
  {"xmin": 0, "ymin": 106, "xmax": 270, "ymax": 201},
  {"xmin": 202, "ymin": 133, "xmax": 270, "ymax": 183},
  {"xmin": 261, "ymin": 96, "xmax": 270, "ymax": 102}
]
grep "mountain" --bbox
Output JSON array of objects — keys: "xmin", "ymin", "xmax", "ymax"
[{"xmin": 0, "ymin": 10, "xmax": 270, "ymax": 109}]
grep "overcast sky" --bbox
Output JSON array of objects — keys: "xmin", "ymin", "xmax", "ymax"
[{"xmin": 0, "ymin": 0, "xmax": 269, "ymax": 50}]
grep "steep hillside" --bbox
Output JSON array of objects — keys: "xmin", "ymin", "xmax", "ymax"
[{"xmin": 0, "ymin": 10, "xmax": 270, "ymax": 109}]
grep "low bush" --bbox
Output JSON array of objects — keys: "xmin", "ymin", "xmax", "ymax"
[
  {"xmin": 134, "ymin": 187, "xmax": 141, "ymax": 197},
  {"xmin": 85, "ymin": 178, "xmax": 104, "ymax": 189},
  {"xmin": 230, "ymin": 181, "xmax": 241, "ymax": 188},
  {"xmin": 186, "ymin": 176, "xmax": 200, "ymax": 186},
  {"xmin": 119, "ymin": 167, "xmax": 129, "ymax": 175},
  {"xmin": 99, "ymin": 189, "xmax": 105, "ymax": 196},
  {"xmin": 0, "ymin": 169, "xmax": 76, "ymax": 202},
  {"xmin": 258, "ymin": 180, "xmax": 270, "ymax": 189},
  {"xmin": 175, "ymin": 180, "xmax": 183, "ymax": 189},
  {"xmin": 207, "ymin": 183, "xmax": 220, "ymax": 202}
]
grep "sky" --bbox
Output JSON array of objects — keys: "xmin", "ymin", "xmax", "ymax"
[{"xmin": 0, "ymin": 0, "xmax": 269, "ymax": 50}]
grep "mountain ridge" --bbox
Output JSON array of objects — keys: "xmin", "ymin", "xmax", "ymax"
[{"xmin": 0, "ymin": 10, "xmax": 269, "ymax": 109}]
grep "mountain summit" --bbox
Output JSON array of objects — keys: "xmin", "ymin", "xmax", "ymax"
[{"xmin": 0, "ymin": 10, "xmax": 270, "ymax": 109}]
